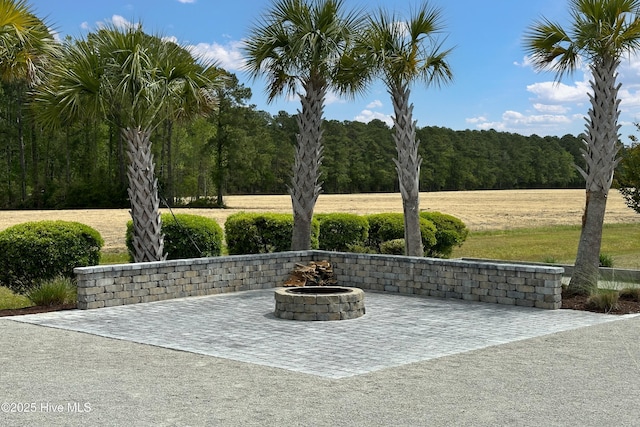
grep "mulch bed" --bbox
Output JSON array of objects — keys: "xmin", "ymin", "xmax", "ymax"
[
  {"xmin": 561, "ymin": 289, "xmax": 640, "ymax": 314},
  {"xmin": 0, "ymin": 303, "xmax": 76, "ymax": 317}
]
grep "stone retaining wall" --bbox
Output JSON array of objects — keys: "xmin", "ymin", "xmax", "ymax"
[
  {"xmin": 75, "ymin": 251, "xmax": 563, "ymax": 310},
  {"xmin": 74, "ymin": 252, "xmax": 313, "ymax": 309},
  {"xmin": 325, "ymin": 253, "xmax": 562, "ymax": 309}
]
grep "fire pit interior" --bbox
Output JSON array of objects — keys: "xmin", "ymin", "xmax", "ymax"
[
  {"xmin": 287, "ymin": 286, "xmax": 350, "ymax": 294},
  {"xmin": 274, "ymin": 286, "xmax": 365, "ymax": 321}
]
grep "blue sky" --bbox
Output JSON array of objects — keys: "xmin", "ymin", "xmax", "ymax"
[{"xmin": 27, "ymin": 0, "xmax": 640, "ymax": 140}]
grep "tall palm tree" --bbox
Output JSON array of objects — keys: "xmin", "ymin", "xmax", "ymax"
[
  {"xmin": 243, "ymin": 0, "xmax": 363, "ymax": 250},
  {"xmin": 33, "ymin": 25, "xmax": 221, "ymax": 262},
  {"xmin": 342, "ymin": 3, "xmax": 453, "ymax": 256},
  {"xmin": 0, "ymin": 0, "xmax": 58, "ymax": 202},
  {"xmin": 525, "ymin": 0, "xmax": 640, "ymax": 295}
]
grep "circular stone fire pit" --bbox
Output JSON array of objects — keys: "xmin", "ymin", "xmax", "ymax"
[{"xmin": 274, "ymin": 286, "xmax": 365, "ymax": 321}]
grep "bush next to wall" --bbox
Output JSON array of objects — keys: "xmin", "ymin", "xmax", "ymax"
[
  {"xmin": 316, "ymin": 213, "xmax": 369, "ymax": 252},
  {"xmin": 365, "ymin": 213, "xmax": 437, "ymax": 254},
  {"xmin": 0, "ymin": 221, "xmax": 103, "ymax": 293},
  {"xmin": 126, "ymin": 213, "xmax": 223, "ymax": 261},
  {"xmin": 225, "ymin": 212, "xmax": 319, "ymax": 255},
  {"xmin": 222, "ymin": 211, "xmax": 467, "ymax": 258},
  {"xmin": 421, "ymin": 211, "xmax": 469, "ymax": 258}
]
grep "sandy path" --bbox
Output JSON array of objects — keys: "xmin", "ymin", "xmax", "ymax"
[{"xmin": 1, "ymin": 189, "xmax": 637, "ymax": 252}]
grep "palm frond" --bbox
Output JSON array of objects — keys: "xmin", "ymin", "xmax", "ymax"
[
  {"xmin": 243, "ymin": 0, "xmax": 363, "ymax": 102},
  {"xmin": 31, "ymin": 22, "xmax": 221, "ymax": 131},
  {"xmin": 358, "ymin": 3, "xmax": 453, "ymax": 90},
  {"xmin": 0, "ymin": 0, "xmax": 58, "ymax": 85},
  {"xmin": 525, "ymin": 0, "xmax": 640, "ymax": 79}
]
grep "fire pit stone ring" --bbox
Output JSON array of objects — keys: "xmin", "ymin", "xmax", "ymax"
[{"xmin": 274, "ymin": 286, "xmax": 365, "ymax": 321}]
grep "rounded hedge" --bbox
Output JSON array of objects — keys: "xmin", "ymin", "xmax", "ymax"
[
  {"xmin": 420, "ymin": 211, "xmax": 469, "ymax": 258},
  {"xmin": 317, "ymin": 213, "xmax": 369, "ymax": 252},
  {"xmin": 225, "ymin": 212, "xmax": 319, "ymax": 255},
  {"xmin": 365, "ymin": 213, "xmax": 436, "ymax": 253},
  {"xmin": 379, "ymin": 238, "xmax": 406, "ymax": 255},
  {"xmin": 126, "ymin": 213, "xmax": 223, "ymax": 261},
  {"xmin": 0, "ymin": 220, "xmax": 103, "ymax": 293}
]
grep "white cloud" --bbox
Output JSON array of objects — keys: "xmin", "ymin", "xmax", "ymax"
[
  {"xmin": 476, "ymin": 121, "xmax": 505, "ymax": 131},
  {"xmin": 188, "ymin": 40, "xmax": 245, "ymax": 70},
  {"xmin": 526, "ymin": 79, "xmax": 590, "ymax": 104},
  {"xmin": 162, "ymin": 35, "xmax": 179, "ymax": 44},
  {"xmin": 80, "ymin": 21, "xmax": 90, "ymax": 31},
  {"xmin": 471, "ymin": 110, "xmax": 573, "ymax": 135},
  {"xmin": 503, "ymin": 110, "xmax": 571, "ymax": 125},
  {"xmin": 465, "ymin": 116, "xmax": 487, "ymax": 124},
  {"xmin": 619, "ymin": 85, "xmax": 640, "ymax": 109},
  {"xmin": 354, "ymin": 110, "xmax": 393, "ymax": 126},
  {"xmin": 177, "ymin": 0, "xmax": 196, "ymax": 3},
  {"xmin": 533, "ymin": 103, "xmax": 570, "ymax": 114},
  {"xmin": 513, "ymin": 55, "xmax": 533, "ymax": 68},
  {"xmin": 366, "ymin": 99, "xmax": 383, "ymax": 109},
  {"xmin": 95, "ymin": 15, "xmax": 137, "ymax": 31},
  {"xmin": 324, "ymin": 91, "xmax": 346, "ymax": 106},
  {"xmin": 111, "ymin": 15, "xmax": 135, "ymax": 30}
]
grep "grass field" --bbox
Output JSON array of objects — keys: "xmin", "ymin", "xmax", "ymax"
[
  {"xmin": 1, "ymin": 189, "xmax": 638, "ymax": 267},
  {"xmin": 451, "ymin": 223, "xmax": 640, "ymax": 269}
]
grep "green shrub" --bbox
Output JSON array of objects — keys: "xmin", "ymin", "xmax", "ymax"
[
  {"xmin": 380, "ymin": 239, "xmax": 406, "ymax": 255},
  {"xmin": 126, "ymin": 213, "xmax": 223, "ymax": 261},
  {"xmin": 0, "ymin": 221, "xmax": 103, "ymax": 294},
  {"xmin": 317, "ymin": 213, "xmax": 369, "ymax": 251},
  {"xmin": 225, "ymin": 212, "xmax": 319, "ymax": 255},
  {"xmin": 27, "ymin": 276, "xmax": 76, "ymax": 306},
  {"xmin": 366, "ymin": 213, "xmax": 405, "ymax": 250},
  {"xmin": 420, "ymin": 211, "xmax": 469, "ymax": 258},
  {"xmin": 365, "ymin": 213, "xmax": 436, "ymax": 254},
  {"xmin": 599, "ymin": 253, "xmax": 614, "ymax": 268},
  {"xmin": 345, "ymin": 244, "xmax": 376, "ymax": 254}
]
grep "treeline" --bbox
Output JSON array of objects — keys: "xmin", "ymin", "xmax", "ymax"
[{"xmin": 0, "ymin": 77, "xmax": 584, "ymax": 209}]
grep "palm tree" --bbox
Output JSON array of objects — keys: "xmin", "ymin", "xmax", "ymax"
[
  {"xmin": 0, "ymin": 0, "xmax": 56, "ymax": 84},
  {"xmin": 243, "ymin": 0, "xmax": 363, "ymax": 250},
  {"xmin": 525, "ymin": 0, "xmax": 640, "ymax": 295},
  {"xmin": 0, "ymin": 0, "xmax": 58, "ymax": 203},
  {"xmin": 33, "ymin": 25, "xmax": 221, "ymax": 262},
  {"xmin": 342, "ymin": 3, "xmax": 453, "ymax": 256}
]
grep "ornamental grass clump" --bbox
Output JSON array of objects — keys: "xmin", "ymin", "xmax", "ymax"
[
  {"xmin": 0, "ymin": 287, "xmax": 33, "ymax": 310},
  {"xmin": 586, "ymin": 289, "xmax": 620, "ymax": 314},
  {"xmin": 619, "ymin": 287, "xmax": 640, "ymax": 302},
  {"xmin": 27, "ymin": 276, "xmax": 77, "ymax": 307}
]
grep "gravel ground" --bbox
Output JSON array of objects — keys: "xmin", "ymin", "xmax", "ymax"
[{"xmin": 1, "ymin": 310, "xmax": 639, "ymax": 426}]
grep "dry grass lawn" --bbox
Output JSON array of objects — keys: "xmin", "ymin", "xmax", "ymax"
[{"xmin": 0, "ymin": 189, "xmax": 637, "ymax": 253}]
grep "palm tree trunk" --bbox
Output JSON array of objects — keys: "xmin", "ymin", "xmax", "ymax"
[
  {"xmin": 568, "ymin": 58, "xmax": 621, "ymax": 295},
  {"xmin": 391, "ymin": 84, "xmax": 423, "ymax": 257},
  {"xmin": 124, "ymin": 127, "xmax": 166, "ymax": 263},
  {"xmin": 290, "ymin": 80, "xmax": 325, "ymax": 251}
]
